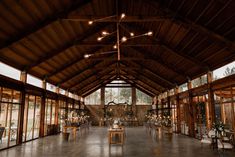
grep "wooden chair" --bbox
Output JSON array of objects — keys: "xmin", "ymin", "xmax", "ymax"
[
  {"xmin": 200, "ymin": 130, "xmax": 215, "ymax": 145},
  {"xmin": 0, "ymin": 127, "xmax": 5, "ymax": 144},
  {"xmin": 217, "ymin": 138, "xmax": 234, "ymax": 149}
]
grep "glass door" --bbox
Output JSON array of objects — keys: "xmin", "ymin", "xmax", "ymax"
[{"xmin": 0, "ymin": 88, "xmax": 20, "ymax": 149}]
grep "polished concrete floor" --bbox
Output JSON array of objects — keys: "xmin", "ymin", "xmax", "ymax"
[{"xmin": 0, "ymin": 127, "xmax": 234, "ymax": 157}]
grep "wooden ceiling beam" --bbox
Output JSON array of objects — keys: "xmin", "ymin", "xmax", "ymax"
[
  {"xmin": 120, "ymin": 75, "xmax": 158, "ymax": 96},
  {"xmin": 27, "ymin": 23, "xmax": 108, "ymax": 70},
  {"xmin": 72, "ymin": 69, "xmax": 115, "ymax": 89},
  {"xmin": 60, "ymin": 59, "xmax": 116, "ymax": 86},
  {"xmin": 66, "ymin": 15, "xmax": 171, "ymax": 22},
  {"xmin": 78, "ymin": 75, "xmax": 116, "ymax": 96},
  {"xmin": 47, "ymin": 46, "xmax": 110, "ymax": 78},
  {"xmin": 121, "ymin": 59, "xmax": 175, "ymax": 87},
  {"xmin": 120, "ymin": 68, "xmax": 163, "ymax": 93},
  {"xmin": 81, "ymin": 76, "xmax": 114, "ymax": 97},
  {"xmin": 0, "ymin": 0, "xmax": 92, "ymax": 50},
  {"xmin": 120, "ymin": 64, "xmax": 170, "ymax": 90},
  {"xmin": 148, "ymin": 0, "xmax": 235, "ymax": 53},
  {"xmin": 121, "ymin": 69, "xmax": 164, "ymax": 92},
  {"xmin": 69, "ymin": 63, "xmax": 117, "ymax": 89},
  {"xmin": 130, "ymin": 46, "xmax": 188, "ymax": 78},
  {"xmin": 72, "ymin": 42, "xmax": 161, "ymax": 47},
  {"xmin": 125, "ymin": 23, "xmax": 209, "ymax": 71}
]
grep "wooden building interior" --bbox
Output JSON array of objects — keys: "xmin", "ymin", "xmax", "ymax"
[{"xmin": 0, "ymin": 0, "xmax": 235, "ymax": 155}]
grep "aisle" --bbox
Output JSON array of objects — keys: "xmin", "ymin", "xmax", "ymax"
[{"xmin": 0, "ymin": 127, "xmax": 234, "ymax": 157}]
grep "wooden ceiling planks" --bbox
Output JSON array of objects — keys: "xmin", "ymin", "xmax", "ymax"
[{"xmin": 0, "ymin": 0, "xmax": 234, "ymax": 96}]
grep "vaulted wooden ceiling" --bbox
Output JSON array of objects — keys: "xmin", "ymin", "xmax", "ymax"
[{"xmin": 0, "ymin": 0, "xmax": 234, "ymax": 97}]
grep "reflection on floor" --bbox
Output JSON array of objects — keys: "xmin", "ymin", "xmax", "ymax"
[{"xmin": 0, "ymin": 127, "xmax": 234, "ymax": 157}]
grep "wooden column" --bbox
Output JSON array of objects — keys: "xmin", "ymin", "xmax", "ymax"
[
  {"xmin": 175, "ymin": 87, "xmax": 181, "ymax": 133},
  {"xmin": 17, "ymin": 71, "xmax": 27, "ymax": 144},
  {"xmin": 54, "ymin": 87, "xmax": 60, "ymax": 125},
  {"xmin": 132, "ymin": 87, "xmax": 137, "ymax": 115},
  {"xmin": 39, "ymin": 80, "xmax": 46, "ymax": 137},
  {"xmin": 207, "ymin": 72, "xmax": 215, "ymax": 129},
  {"xmin": 188, "ymin": 80, "xmax": 195, "ymax": 137},
  {"xmin": 230, "ymin": 87, "xmax": 235, "ymax": 131},
  {"xmin": 167, "ymin": 90, "xmax": 170, "ymax": 115},
  {"xmin": 156, "ymin": 95, "xmax": 159, "ymax": 116}
]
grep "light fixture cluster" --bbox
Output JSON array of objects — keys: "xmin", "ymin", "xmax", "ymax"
[
  {"xmin": 85, "ymin": 13, "xmax": 153, "ymax": 59},
  {"xmin": 97, "ymin": 31, "xmax": 111, "ymax": 41}
]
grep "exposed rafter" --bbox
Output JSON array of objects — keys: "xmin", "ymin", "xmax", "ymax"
[
  {"xmin": 125, "ymin": 23, "xmax": 209, "ymax": 71},
  {"xmin": 27, "ymin": 23, "xmax": 109, "ymax": 70},
  {"xmin": 0, "ymin": 0, "xmax": 92, "ymax": 50},
  {"xmin": 121, "ymin": 59, "xmax": 176, "ymax": 87},
  {"xmin": 121, "ymin": 68, "xmax": 164, "ymax": 92},
  {"xmin": 60, "ymin": 60, "xmax": 116, "ymax": 86},
  {"xmin": 66, "ymin": 15, "xmax": 171, "ymax": 22},
  {"xmin": 120, "ymin": 75, "xmax": 156, "ymax": 96},
  {"xmin": 148, "ymin": 0, "xmax": 235, "ymax": 53},
  {"xmin": 69, "ymin": 63, "xmax": 117, "ymax": 89},
  {"xmin": 79, "ymin": 75, "xmax": 116, "ymax": 96},
  {"xmin": 47, "ymin": 46, "xmax": 113, "ymax": 78},
  {"xmin": 129, "ymin": 46, "xmax": 188, "ymax": 78}
]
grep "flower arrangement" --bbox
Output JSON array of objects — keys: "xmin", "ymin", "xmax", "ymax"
[{"xmin": 212, "ymin": 121, "xmax": 225, "ymax": 135}]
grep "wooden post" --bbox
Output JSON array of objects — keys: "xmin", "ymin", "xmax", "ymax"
[
  {"xmin": 175, "ymin": 86, "xmax": 181, "ymax": 133},
  {"xmin": 187, "ymin": 80, "xmax": 195, "ymax": 137},
  {"xmin": 156, "ymin": 96, "xmax": 159, "ymax": 116},
  {"xmin": 207, "ymin": 71, "xmax": 215, "ymax": 129},
  {"xmin": 101, "ymin": 87, "xmax": 105, "ymax": 124},
  {"xmin": 17, "ymin": 71, "xmax": 27, "ymax": 144},
  {"xmin": 132, "ymin": 87, "xmax": 137, "ymax": 115},
  {"xmin": 55, "ymin": 87, "xmax": 60, "ymax": 125},
  {"xmin": 230, "ymin": 87, "xmax": 235, "ymax": 131},
  {"xmin": 39, "ymin": 80, "xmax": 46, "ymax": 137},
  {"xmin": 167, "ymin": 90, "xmax": 170, "ymax": 115}
]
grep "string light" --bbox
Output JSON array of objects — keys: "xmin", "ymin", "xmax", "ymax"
[{"xmin": 113, "ymin": 45, "xmax": 117, "ymax": 49}]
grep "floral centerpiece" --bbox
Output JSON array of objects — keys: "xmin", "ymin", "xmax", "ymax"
[{"xmin": 212, "ymin": 121, "xmax": 225, "ymax": 136}]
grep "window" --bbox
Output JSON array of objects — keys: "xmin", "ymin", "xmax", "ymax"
[
  {"xmin": 0, "ymin": 62, "xmax": 20, "ymax": 80},
  {"xmin": 27, "ymin": 74, "xmax": 42, "ymax": 88},
  {"xmin": 59, "ymin": 88, "xmax": 66, "ymax": 95},
  {"xmin": 85, "ymin": 89, "xmax": 101, "ymax": 105},
  {"xmin": 136, "ymin": 89, "xmax": 152, "ymax": 105},
  {"xmin": 191, "ymin": 74, "xmax": 208, "ymax": 88},
  {"xmin": 179, "ymin": 83, "xmax": 188, "ymax": 92},
  {"xmin": 169, "ymin": 89, "xmax": 175, "ymax": 96},
  {"xmin": 213, "ymin": 61, "xmax": 235, "ymax": 81},
  {"xmin": 105, "ymin": 88, "xmax": 131, "ymax": 104},
  {"xmin": 46, "ymin": 83, "xmax": 56, "ymax": 92},
  {"xmin": 69, "ymin": 92, "xmax": 73, "ymax": 98}
]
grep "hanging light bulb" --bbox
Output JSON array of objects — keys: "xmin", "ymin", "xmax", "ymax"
[
  {"xmin": 121, "ymin": 36, "xmax": 127, "ymax": 42},
  {"xmin": 84, "ymin": 54, "xmax": 91, "ymax": 58},
  {"xmin": 97, "ymin": 37, "xmax": 103, "ymax": 41},
  {"xmin": 113, "ymin": 45, "xmax": 117, "ymax": 49},
  {"xmin": 121, "ymin": 13, "xmax": 126, "ymax": 19},
  {"xmin": 130, "ymin": 32, "xmax": 134, "ymax": 37},
  {"xmin": 88, "ymin": 21, "xmax": 93, "ymax": 25},
  {"xmin": 146, "ymin": 31, "xmax": 153, "ymax": 36},
  {"xmin": 102, "ymin": 31, "xmax": 109, "ymax": 36}
]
